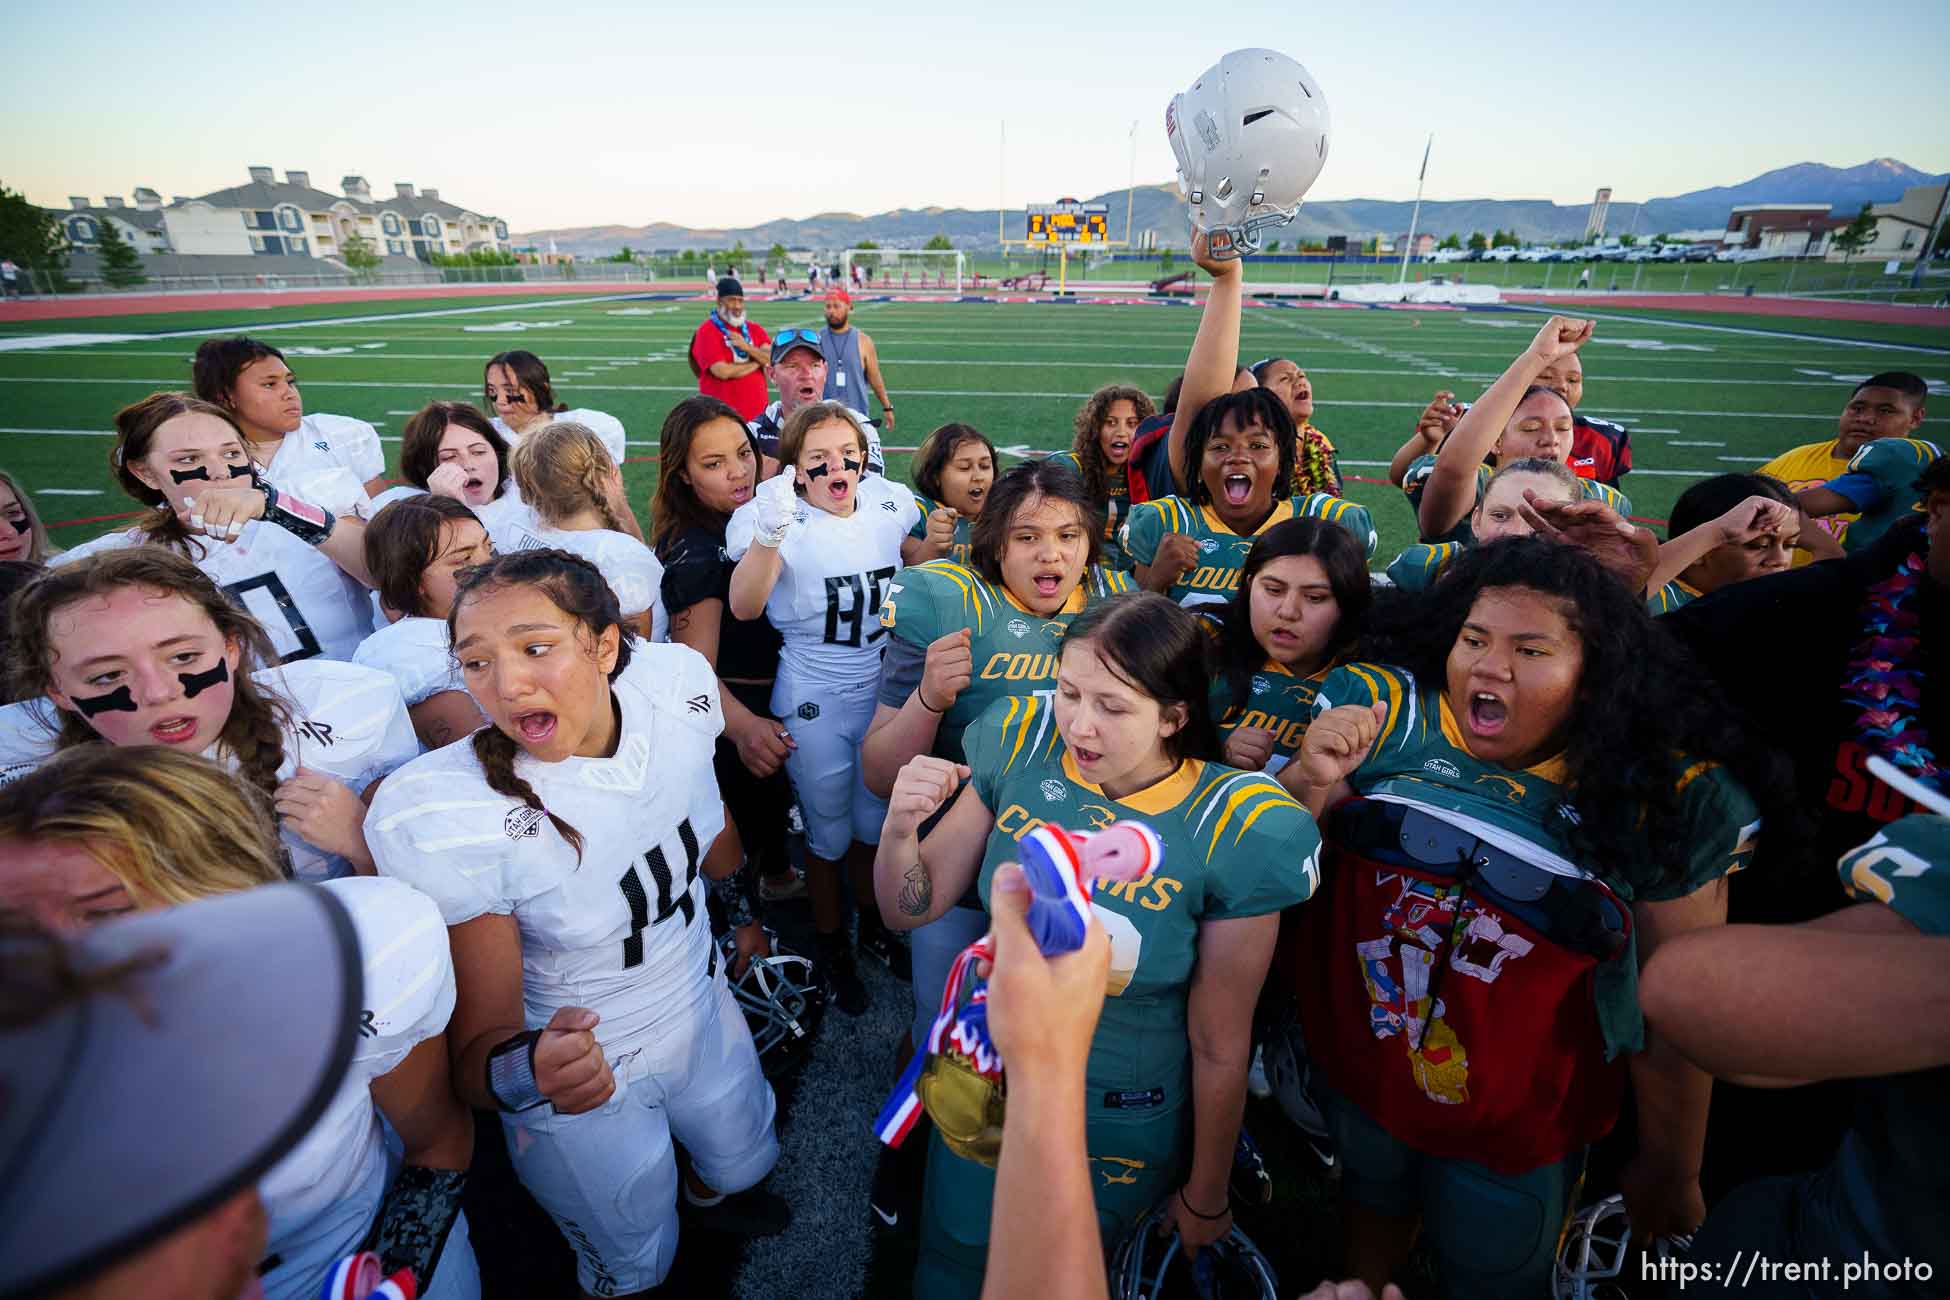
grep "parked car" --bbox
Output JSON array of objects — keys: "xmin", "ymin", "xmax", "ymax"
[
  {"xmin": 1430, "ymin": 248, "xmax": 1471, "ymax": 264},
  {"xmin": 1484, "ymin": 245, "xmax": 1520, "ymax": 262},
  {"xmin": 1682, "ymin": 244, "xmax": 1718, "ymax": 262}
]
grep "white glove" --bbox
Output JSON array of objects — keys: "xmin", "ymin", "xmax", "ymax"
[{"xmin": 752, "ymin": 471, "xmax": 801, "ymax": 548}]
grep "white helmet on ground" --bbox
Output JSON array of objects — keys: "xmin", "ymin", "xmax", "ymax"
[
  {"xmin": 1553, "ymin": 1193, "xmax": 1695, "ymax": 1299},
  {"xmin": 1166, "ymin": 48, "xmax": 1331, "ymax": 259}
]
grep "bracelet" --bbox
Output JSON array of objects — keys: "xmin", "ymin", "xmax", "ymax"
[
  {"xmin": 1179, "ymin": 1187, "xmax": 1230, "ymax": 1221},
  {"xmin": 916, "ymin": 690, "xmax": 946, "ymax": 715},
  {"xmin": 257, "ymin": 480, "xmax": 336, "ymax": 547},
  {"xmin": 485, "ymin": 1030, "xmax": 547, "ymax": 1112}
]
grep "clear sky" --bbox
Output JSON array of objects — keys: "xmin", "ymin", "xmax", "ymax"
[{"xmin": 5, "ymin": 0, "xmax": 1945, "ymax": 233}]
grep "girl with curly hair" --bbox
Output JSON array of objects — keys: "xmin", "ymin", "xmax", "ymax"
[
  {"xmin": 1283, "ymin": 536, "xmax": 1800, "ymax": 1299},
  {"xmin": 1048, "ymin": 384, "xmax": 1154, "ymax": 569}
]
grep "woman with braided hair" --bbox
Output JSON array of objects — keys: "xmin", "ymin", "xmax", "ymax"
[
  {"xmin": 2, "ymin": 547, "xmax": 418, "ymax": 881},
  {"xmin": 365, "ymin": 548, "xmax": 788, "ymax": 1299},
  {"xmin": 1049, "ymin": 383, "xmax": 1156, "ymax": 571},
  {"xmin": 490, "ymin": 420, "xmax": 667, "ymax": 641}
]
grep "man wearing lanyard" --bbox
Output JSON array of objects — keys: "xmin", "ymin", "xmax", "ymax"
[
  {"xmin": 818, "ymin": 289, "xmax": 896, "ymax": 432},
  {"xmin": 749, "ymin": 329, "xmax": 884, "ymax": 478},
  {"xmin": 688, "ymin": 276, "xmax": 773, "ymax": 421}
]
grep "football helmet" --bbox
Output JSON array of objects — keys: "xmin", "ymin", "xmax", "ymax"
[
  {"xmin": 720, "ymin": 930, "xmax": 825, "ymax": 1075},
  {"xmin": 1260, "ymin": 1013, "xmax": 1336, "ymax": 1171},
  {"xmin": 1166, "ymin": 49, "xmax": 1331, "ymax": 259},
  {"xmin": 1553, "ymin": 1194, "xmax": 1694, "ymax": 1300},
  {"xmin": 1110, "ymin": 1201, "xmax": 1279, "ymax": 1300}
]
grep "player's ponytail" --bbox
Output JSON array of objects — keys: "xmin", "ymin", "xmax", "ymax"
[
  {"xmin": 448, "ymin": 548, "xmax": 638, "ymax": 864},
  {"xmin": 510, "ymin": 421, "xmax": 625, "ymax": 534}
]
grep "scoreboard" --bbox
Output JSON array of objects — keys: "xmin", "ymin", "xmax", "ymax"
[{"xmin": 1027, "ymin": 199, "xmax": 1109, "ymax": 244}]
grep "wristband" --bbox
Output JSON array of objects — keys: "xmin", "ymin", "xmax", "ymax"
[
  {"xmin": 257, "ymin": 480, "xmax": 336, "ymax": 546},
  {"xmin": 917, "ymin": 691, "xmax": 946, "ymax": 715},
  {"xmin": 709, "ymin": 859, "xmax": 758, "ymax": 930},
  {"xmin": 370, "ymin": 1165, "xmax": 468, "ymax": 1288},
  {"xmin": 1179, "ymin": 1187, "xmax": 1230, "ymax": 1221},
  {"xmin": 486, "ymin": 1030, "xmax": 547, "ymax": 1112}
]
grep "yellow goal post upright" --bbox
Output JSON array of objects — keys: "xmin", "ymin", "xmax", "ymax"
[{"xmin": 1001, "ymin": 198, "xmax": 1127, "ymax": 294}]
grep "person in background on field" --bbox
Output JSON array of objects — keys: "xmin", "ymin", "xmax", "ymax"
[
  {"xmin": 775, "ymin": 263, "xmax": 788, "ymax": 294},
  {"xmin": 1051, "ymin": 383, "xmax": 1157, "ymax": 570},
  {"xmin": 1758, "ymin": 371, "xmax": 1929, "ymax": 553},
  {"xmin": 1, "ymin": 258, "xmax": 19, "ymax": 297},
  {"xmin": 1250, "ymin": 356, "xmax": 1341, "ymax": 495},
  {"xmin": 191, "ymin": 337, "xmax": 386, "ymax": 509},
  {"xmin": 819, "ymin": 288, "xmax": 896, "ymax": 431},
  {"xmin": 0, "ymin": 468, "xmax": 56, "ymax": 565},
  {"xmin": 750, "ymin": 328, "xmax": 883, "ymax": 478},
  {"xmin": 689, "ymin": 276, "xmax": 774, "ymax": 423}
]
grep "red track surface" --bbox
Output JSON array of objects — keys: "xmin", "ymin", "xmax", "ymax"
[
  {"xmin": 0, "ymin": 280, "xmax": 693, "ymax": 322},
  {"xmin": 1501, "ymin": 292, "xmax": 1949, "ymax": 326}
]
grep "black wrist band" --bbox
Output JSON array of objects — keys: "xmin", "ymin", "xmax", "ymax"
[
  {"xmin": 917, "ymin": 691, "xmax": 946, "ymax": 715},
  {"xmin": 486, "ymin": 1030, "xmax": 546, "ymax": 1112},
  {"xmin": 1179, "ymin": 1187, "xmax": 1230, "ymax": 1220},
  {"xmin": 257, "ymin": 480, "xmax": 336, "ymax": 547}
]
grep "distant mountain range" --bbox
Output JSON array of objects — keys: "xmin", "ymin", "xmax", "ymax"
[{"xmin": 517, "ymin": 158, "xmax": 1947, "ymax": 256}]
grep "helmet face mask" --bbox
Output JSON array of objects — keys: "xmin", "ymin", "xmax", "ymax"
[
  {"xmin": 720, "ymin": 931, "xmax": 826, "ymax": 1074},
  {"xmin": 1110, "ymin": 1200, "xmax": 1279, "ymax": 1299},
  {"xmin": 1553, "ymin": 1194, "xmax": 1694, "ymax": 1300},
  {"xmin": 1167, "ymin": 48, "xmax": 1332, "ymax": 260}
]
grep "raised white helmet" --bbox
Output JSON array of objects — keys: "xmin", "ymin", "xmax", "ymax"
[
  {"xmin": 1554, "ymin": 1194, "xmax": 1695, "ymax": 1300},
  {"xmin": 1166, "ymin": 48, "xmax": 1331, "ymax": 259}
]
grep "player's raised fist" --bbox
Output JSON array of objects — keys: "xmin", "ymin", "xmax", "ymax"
[
  {"xmin": 924, "ymin": 505, "xmax": 958, "ymax": 548},
  {"xmin": 1294, "ymin": 701, "xmax": 1388, "ymax": 790},
  {"xmin": 1154, "ymin": 533, "xmax": 1203, "ymax": 585},
  {"xmin": 426, "ymin": 462, "xmax": 469, "ymax": 501},
  {"xmin": 919, "ymin": 628, "xmax": 973, "ymax": 714},
  {"xmin": 885, "ymin": 755, "xmax": 971, "ymax": 839},
  {"xmin": 1190, "ymin": 227, "xmax": 1243, "ymax": 279},
  {"xmin": 1224, "ymin": 724, "xmax": 1278, "ymax": 773},
  {"xmin": 1528, "ymin": 316, "xmax": 1593, "ymax": 363},
  {"xmin": 534, "ymin": 1005, "xmax": 615, "ymax": 1114},
  {"xmin": 1415, "ymin": 390, "xmax": 1461, "ymax": 443},
  {"xmin": 752, "ymin": 471, "xmax": 801, "ymax": 547}
]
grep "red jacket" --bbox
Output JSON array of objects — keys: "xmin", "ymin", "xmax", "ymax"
[{"xmin": 690, "ymin": 317, "xmax": 772, "ymax": 421}]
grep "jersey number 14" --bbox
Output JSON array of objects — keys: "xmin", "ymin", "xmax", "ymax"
[{"xmin": 616, "ymin": 819, "xmax": 702, "ymax": 969}]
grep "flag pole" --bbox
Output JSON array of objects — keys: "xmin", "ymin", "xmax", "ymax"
[{"xmin": 1398, "ymin": 134, "xmax": 1432, "ymax": 285}]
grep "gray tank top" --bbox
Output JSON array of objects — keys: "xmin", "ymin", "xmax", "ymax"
[{"xmin": 818, "ymin": 326, "xmax": 865, "ymax": 403}]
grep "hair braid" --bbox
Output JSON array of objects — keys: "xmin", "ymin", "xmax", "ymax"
[
  {"xmin": 471, "ymin": 726, "xmax": 586, "ymax": 860},
  {"xmin": 223, "ymin": 678, "xmax": 293, "ymax": 807}
]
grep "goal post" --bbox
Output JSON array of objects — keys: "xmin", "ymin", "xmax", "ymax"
[{"xmin": 840, "ymin": 247, "xmax": 964, "ymax": 294}]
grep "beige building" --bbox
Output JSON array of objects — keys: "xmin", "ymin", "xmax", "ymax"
[
  {"xmin": 50, "ymin": 190, "xmax": 173, "ymax": 254},
  {"xmin": 151, "ymin": 167, "xmax": 510, "ymax": 264},
  {"xmin": 1854, "ymin": 182, "xmax": 1947, "ymax": 263}
]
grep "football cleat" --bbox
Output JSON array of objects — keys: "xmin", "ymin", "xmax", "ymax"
[{"xmin": 1166, "ymin": 49, "xmax": 1331, "ymax": 259}]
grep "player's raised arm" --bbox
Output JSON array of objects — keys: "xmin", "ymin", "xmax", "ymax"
[{"xmin": 1165, "ymin": 230, "xmax": 1246, "ymax": 494}]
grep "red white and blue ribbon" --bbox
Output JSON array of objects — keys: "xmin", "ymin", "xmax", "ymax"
[
  {"xmin": 873, "ymin": 821, "xmax": 1163, "ymax": 1148},
  {"xmin": 319, "ymin": 1253, "xmax": 417, "ymax": 1300}
]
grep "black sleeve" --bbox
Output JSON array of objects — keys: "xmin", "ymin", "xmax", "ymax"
[
  {"xmin": 877, "ymin": 634, "xmax": 927, "ymax": 709},
  {"xmin": 1660, "ymin": 559, "xmax": 1856, "ymax": 722},
  {"xmin": 660, "ymin": 528, "xmax": 730, "ymax": 614}
]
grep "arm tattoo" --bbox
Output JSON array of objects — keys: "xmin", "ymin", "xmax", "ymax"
[{"xmin": 897, "ymin": 860, "xmax": 933, "ymax": 916}]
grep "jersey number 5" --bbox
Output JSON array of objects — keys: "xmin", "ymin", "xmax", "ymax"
[
  {"xmin": 823, "ymin": 566, "xmax": 897, "ymax": 648},
  {"xmin": 616, "ymin": 819, "xmax": 702, "ymax": 968}
]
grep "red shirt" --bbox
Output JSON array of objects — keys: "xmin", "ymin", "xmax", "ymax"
[{"xmin": 689, "ymin": 317, "xmax": 772, "ymax": 420}]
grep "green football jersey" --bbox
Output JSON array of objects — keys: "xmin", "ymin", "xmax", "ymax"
[
  {"xmin": 1403, "ymin": 453, "xmax": 1634, "ymax": 545},
  {"xmin": 1211, "ymin": 659, "xmax": 1330, "ymax": 776},
  {"xmin": 906, "ymin": 490, "xmax": 976, "ymax": 567},
  {"xmin": 1827, "ymin": 437, "xmax": 1941, "ymax": 553},
  {"xmin": 879, "ymin": 560, "xmax": 1132, "ymax": 764},
  {"xmin": 1047, "ymin": 450, "xmax": 1131, "ymax": 572},
  {"xmin": 1645, "ymin": 580, "xmax": 1700, "ymax": 616},
  {"xmin": 1840, "ymin": 814, "xmax": 1950, "ymax": 936},
  {"xmin": 1120, "ymin": 493, "xmax": 1378, "ymax": 630},
  {"xmin": 1385, "ymin": 541, "xmax": 1465, "ymax": 593},
  {"xmin": 1313, "ymin": 662, "xmax": 1760, "ymax": 1054},
  {"xmin": 963, "ymin": 693, "xmax": 1321, "ymax": 1100}
]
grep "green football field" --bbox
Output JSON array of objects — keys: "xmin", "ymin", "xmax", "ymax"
[{"xmin": 3, "ymin": 291, "xmax": 1945, "ymax": 566}]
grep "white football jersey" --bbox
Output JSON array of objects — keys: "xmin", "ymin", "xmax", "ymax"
[
  {"xmin": 724, "ymin": 473, "xmax": 918, "ymax": 678},
  {"xmin": 264, "ymin": 413, "xmax": 381, "ymax": 519},
  {"xmin": 354, "ymin": 616, "xmax": 465, "ymax": 707},
  {"xmin": 260, "ymin": 874, "xmax": 455, "ymax": 1300},
  {"xmin": 54, "ymin": 526, "xmax": 375, "ymax": 664},
  {"xmin": 366, "ymin": 645, "xmax": 725, "ymax": 1052},
  {"xmin": 488, "ymin": 520, "xmax": 667, "ymax": 641},
  {"xmin": 0, "ymin": 697, "xmax": 58, "ymax": 787},
  {"xmin": 494, "ymin": 407, "xmax": 628, "ymax": 466}
]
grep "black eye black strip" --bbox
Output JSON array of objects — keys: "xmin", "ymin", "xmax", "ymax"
[
  {"xmin": 73, "ymin": 685, "xmax": 137, "ymax": 718},
  {"xmin": 804, "ymin": 462, "xmax": 832, "ymax": 481},
  {"xmin": 178, "ymin": 659, "xmax": 230, "ymax": 698}
]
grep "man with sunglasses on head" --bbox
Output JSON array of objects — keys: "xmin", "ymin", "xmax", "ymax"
[
  {"xmin": 818, "ymin": 288, "xmax": 896, "ymax": 433},
  {"xmin": 749, "ymin": 328, "xmax": 884, "ymax": 479}
]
